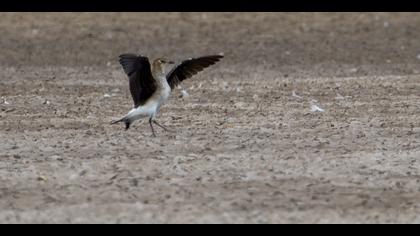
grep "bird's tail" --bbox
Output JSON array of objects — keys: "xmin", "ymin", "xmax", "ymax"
[
  {"xmin": 110, "ymin": 118, "xmax": 131, "ymax": 130},
  {"xmin": 110, "ymin": 119, "xmax": 123, "ymax": 125}
]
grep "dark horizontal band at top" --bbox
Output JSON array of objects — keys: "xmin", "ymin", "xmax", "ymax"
[{"xmin": 1, "ymin": 0, "xmax": 419, "ymax": 11}]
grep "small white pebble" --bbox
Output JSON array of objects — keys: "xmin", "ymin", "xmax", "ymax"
[
  {"xmin": 234, "ymin": 102, "xmax": 247, "ymax": 109},
  {"xmin": 416, "ymin": 54, "xmax": 420, "ymax": 60},
  {"xmin": 103, "ymin": 94, "xmax": 111, "ymax": 98},
  {"xmin": 383, "ymin": 21, "xmax": 389, "ymax": 28},
  {"xmin": 349, "ymin": 68, "xmax": 358, "ymax": 73},
  {"xmin": 32, "ymin": 29, "xmax": 39, "ymax": 35},
  {"xmin": 336, "ymin": 93, "xmax": 345, "ymax": 99},
  {"xmin": 181, "ymin": 90, "xmax": 189, "ymax": 98},
  {"xmin": 106, "ymin": 62, "xmax": 112, "ymax": 67},
  {"xmin": 311, "ymin": 104, "xmax": 325, "ymax": 112},
  {"xmin": 37, "ymin": 176, "xmax": 47, "ymax": 182},
  {"xmin": 335, "ymin": 94, "xmax": 352, "ymax": 100},
  {"xmin": 335, "ymin": 94, "xmax": 346, "ymax": 100},
  {"xmin": 310, "ymin": 100, "xmax": 324, "ymax": 112},
  {"xmin": 284, "ymin": 51, "xmax": 291, "ymax": 55},
  {"xmin": 2, "ymin": 97, "xmax": 9, "ymax": 105},
  {"xmin": 292, "ymin": 90, "xmax": 303, "ymax": 99},
  {"xmin": 69, "ymin": 173, "xmax": 79, "ymax": 181}
]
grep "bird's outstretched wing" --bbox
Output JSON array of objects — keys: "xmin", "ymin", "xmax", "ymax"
[
  {"xmin": 166, "ymin": 55, "xmax": 223, "ymax": 90},
  {"xmin": 119, "ymin": 54, "xmax": 157, "ymax": 108}
]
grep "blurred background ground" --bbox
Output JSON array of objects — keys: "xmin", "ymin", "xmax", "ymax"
[{"xmin": 0, "ymin": 13, "xmax": 419, "ymax": 223}]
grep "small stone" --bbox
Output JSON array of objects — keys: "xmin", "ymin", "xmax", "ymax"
[
  {"xmin": 51, "ymin": 155, "xmax": 63, "ymax": 161},
  {"xmin": 181, "ymin": 90, "xmax": 189, "ymax": 98},
  {"xmin": 130, "ymin": 179, "xmax": 139, "ymax": 187},
  {"xmin": 349, "ymin": 68, "xmax": 358, "ymax": 73},
  {"xmin": 310, "ymin": 104, "xmax": 325, "ymax": 113},
  {"xmin": 37, "ymin": 176, "xmax": 47, "ymax": 181}
]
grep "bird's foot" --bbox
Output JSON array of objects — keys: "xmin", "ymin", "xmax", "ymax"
[{"xmin": 153, "ymin": 121, "xmax": 174, "ymax": 133}]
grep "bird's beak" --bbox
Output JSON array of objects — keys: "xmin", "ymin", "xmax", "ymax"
[{"xmin": 167, "ymin": 61, "xmax": 175, "ymax": 64}]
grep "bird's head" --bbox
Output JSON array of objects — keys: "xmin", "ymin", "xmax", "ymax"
[{"xmin": 153, "ymin": 58, "xmax": 174, "ymax": 72}]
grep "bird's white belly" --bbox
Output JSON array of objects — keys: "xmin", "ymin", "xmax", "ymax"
[
  {"xmin": 127, "ymin": 101, "xmax": 159, "ymax": 120},
  {"xmin": 125, "ymin": 77, "xmax": 171, "ymax": 122},
  {"xmin": 126, "ymin": 89, "xmax": 170, "ymax": 121}
]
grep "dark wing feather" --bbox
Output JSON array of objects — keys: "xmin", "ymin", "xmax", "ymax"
[
  {"xmin": 119, "ymin": 54, "xmax": 157, "ymax": 108},
  {"xmin": 166, "ymin": 55, "xmax": 223, "ymax": 89}
]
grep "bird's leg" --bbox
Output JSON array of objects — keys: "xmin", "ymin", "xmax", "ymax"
[
  {"xmin": 153, "ymin": 120, "xmax": 172, "ymax": 132},
  {"xmin": 149, "ymin": 118, "xmax": 157, "ymax": 137}
]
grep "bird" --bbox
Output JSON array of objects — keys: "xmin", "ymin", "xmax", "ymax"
[{"xmin": 111, "ymin": 53, "xmax": 223, "ymax": 136}]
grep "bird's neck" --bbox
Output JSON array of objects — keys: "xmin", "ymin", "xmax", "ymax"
[
  {"xmin": 153, "ymin": 71, "xmax": 166, "ymax": 82},
  {"xmin": 152, "ymin": 66, "xmax": 168, "ymax": 88},
  {"xmin": 152, "ymin": 63, "xmax": 166, "ymax": 77}
]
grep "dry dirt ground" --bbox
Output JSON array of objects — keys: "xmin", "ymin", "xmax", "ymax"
[{"xmin": 0, "ymin": 13, "xmax": 420, "ymax": 223}]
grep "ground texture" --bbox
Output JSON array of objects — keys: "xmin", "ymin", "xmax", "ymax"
[{"xmin": 1, "ymin": 13, "xmax": 420, "ymax": 223}]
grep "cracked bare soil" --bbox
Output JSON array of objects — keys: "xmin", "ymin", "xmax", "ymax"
[{"xmin": 0, "ymin": 13, "xmax": 420, "ymax": 223}]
